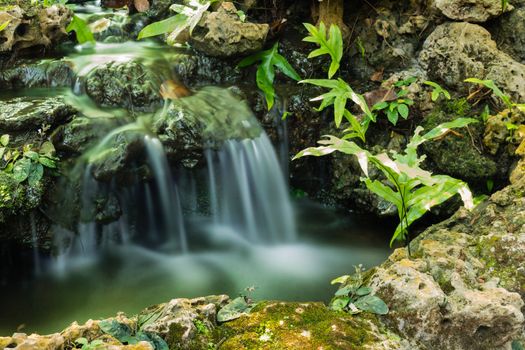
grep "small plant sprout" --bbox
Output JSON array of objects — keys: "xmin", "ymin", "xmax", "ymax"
[
  {"xmin": 67, "ymin": 15, "xmax": 95, "ymax": 44},
  {"xmin": 303, "ymin": 22, "xmax": 343, "ymax": 78},
  {"xmin": 294, "ymin": 118, "xmax": 477, "ymax": 249},
  {"xmin": 372, "ymin": 83, "xmax": 414, "ymax": 126},
  {"xmin": 238, "ymin": 42, "xmax": 301, "ymax": 110},
  {"xmin": 424, "ymin": 81, "xmax": 451, "ymax": 101},
  {"xmin": 330, "ymin": 266, "xmax": 388, "ymax": 315}
]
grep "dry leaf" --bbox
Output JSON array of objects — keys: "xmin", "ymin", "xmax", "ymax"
[
  {"xmin": 134, "ymin": 0, "xmax": 150, "ymax": 13},
  {"xmin": 160, "ymin": 80, "xmax": 192, "ymax": 100},
  {"xmin": 363, "ymin": 88, "xmax": 397, "ymax": 108},
  {"xmin": 370, "ymin": 68, "xmax": 384, "ymax": 82}
]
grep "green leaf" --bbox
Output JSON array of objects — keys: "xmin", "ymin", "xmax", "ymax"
[
  {"xmin": 66, "ymin": 15, "xmax": 95, "ymax": 44},
  {"xmin": 239, "ymin": 42, "xmax": 300, "ymax": 110},
  {"xmin": 387, "ymin": 108, "xmax": 398, "ymax": 125},
  {"xmin": 372, "ymin": 101, "xmax": 388, "ymax": 111},
  {"xmin": 331, "ymin": 275, "xmax": 350, "ymax": 285},
  {"xmin": 217, "ymin": 297, "xmax": 255, "ymax": 322},
  {"xmin": 138, "ymin": 14, "xmax": 187, "ymax": 40},
  {"xmin": 354, "ymin": 294, "xmax": 389, "ymax": 315},
  {"xmin": 75, "ymin": 337, "xmax": 88, "ymax": 346},
  {"xmin": 13, "ymin": 158, "xmax": 31, "ymax": 183},
  {"xmin": 1, "ymin": 134, "xmax": 9, "ymax": 147},
  {"xmin": 334, "ymin": 286, "xmax": 352, "ymax": 296},
  {"xmin": 39, "ymin": 156, "xmax": 57, "ymax": 169},
  {"xmin": 135, "ymin": 332, "xmax": 169, "ymax": 350},
  {"xmin": 464, "ymin": 78, "xmax": 513, "ymax": 109},
  {"xmin": 98, "ymin": 320, "xmax": 133, "ymax": 342},
  {"xmin": 28, "ymin": 163, "xmax": 44, "ymax": 186},
  {"xmin": 356, "ymin": 286, "xmax": 372, "ymax": 296},
  {"xmin": 40, "ymin": 141, "xmax": 55, "ymax": 157},
  {"xmin": 24, "ymin": 150, "xmax": 39, "ymax": 161},
  {"xmin": 0, "ymin": 20, "xmax": 10, "ymax": 32},
  {"xmin": 331, "ymin": 297, "xmax": 350, "ymax": 311},
  {"xmin": 397, "ymin": 104, "xmax": 409, "ymax": 119},
  {"xmin": 303, "ymin": 22, "xmax": 343, "ymax": 78}
]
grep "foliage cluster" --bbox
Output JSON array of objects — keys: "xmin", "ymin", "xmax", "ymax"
[
  {"xmin": 330, "ymin": 266, "xmax": 388, "ymax": 315},
  {"xmin": 0, "ymin": 135, "xmax": 58, "ymax": 186}
]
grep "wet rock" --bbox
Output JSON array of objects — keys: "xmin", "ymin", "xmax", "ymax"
[
  {"xmin": 172, "ymin": 52, "xmax": 242, "ymax": 87},
  {"xmin": 421, "ymin": 102, "xmax": 500, "ymax": 183},
  {"xmin": 140, "ymin": 295, "xmax": 229, "ymax": 349},
  {"xmin": 367, "ymin": 170, "xmax": 525, "ymax": 349},
  {"xmin": 434, "ymin": 0, "xmax": 510, "ymax": 22},
  {"xmin": 219, "ymin": 301, "xmax": 410, "ymax": 349},
  {"xmin": 189, "ymin": 2, "xmax": 269, "ymax": 58},
  {"xmin": 490, "ymin": 7, "xmax": 525, "ymax": 63},
  {"xmin": 419, "ymin": 22, "xmax": 525, "ymax": 102},
  {"xmin": 0, "ymin": 4, "xmax": 72, "ymax": 53},
  {"xmin": 84, "ymin": 61, "xmax": 162, "ymax": 111},
  {"xmin": 0, "ymin": 96, "xmax": 76, "ymax": 132},
  {"xmin": 0, "ymin": 59, "xmax": 74, "ymax": 89},
  {"xmin": 0, "ymin": 172, "xmax": 43, "ymax": 223}
]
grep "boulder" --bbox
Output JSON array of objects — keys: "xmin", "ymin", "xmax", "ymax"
[
  {"xmin": 0, "ymin": 4, "xmax": 72, "ymax": 53},
  {"xmin": 189, "ymin": 2, "xmax": 269, "ymax": 58},
  {"xmin": 0, "ymin": 59, "xmax": 74, "ymax": 89},
  {"xmin": 419, "ymin": 22, "xmax": 525, "ymax": 103},
  {"xmin": 84, "ymin": 61, "xmax": 163, "ymax": 111},
  {"xmin": 491, "ymin": 7, "xmax": 525, "ymax": 62},
  {"xmin": 434, "ymin": 0, "xmax": 510, "ymax": 22},
  {"xmin": 0, "ymin": 96, "xmax": 76, "ymax": 132}
]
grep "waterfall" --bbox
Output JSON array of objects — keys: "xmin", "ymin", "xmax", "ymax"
[
  {"xmin": 205, "ymin": 135, "xmax": 296, "ymax": 243},
  {"xmin": 143, "ymin": 135, "xmax": 188, "ymax": 252},
  {"xmin": 29, "ymin": 212, "xmax": 41, "ymax": 276}
]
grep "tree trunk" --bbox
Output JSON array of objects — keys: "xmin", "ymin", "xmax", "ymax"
[{"xmin": 314, "ymin": 0, "xmax": 349, "ymax": 38}]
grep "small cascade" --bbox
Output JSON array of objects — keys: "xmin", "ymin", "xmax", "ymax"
[
  {"xmin": 143, "ymin": 135, "xmax": 188, "ymax": 252},
  {"xmin": 29, "ymin": 212, "xmax": 41, "ymax": 276},
  {"xmin": 204, "ymin": 135, "xmax": 296, "ymax": 243}
]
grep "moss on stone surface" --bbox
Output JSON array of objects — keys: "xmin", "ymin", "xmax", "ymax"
[
  {"xmin": 0, "ymin": 172, "xmax": 43, "ymax": 223},
  {"xmin": 216, "ymin": 301, "xmax": 390, "ymax": 350}
]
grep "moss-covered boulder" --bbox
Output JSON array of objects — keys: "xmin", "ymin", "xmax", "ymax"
[{"xmin": 217, "ymin": 301, "xmax": 406, "ymax": 350}]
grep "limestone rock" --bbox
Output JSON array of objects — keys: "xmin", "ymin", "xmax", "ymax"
[
  {"xmin": 189, "ymin": 2, "xmax": 269, "ymax": 57},
  {"xmin": 0, "ymin": 5, "xmax": 72, "ymax": 53},
  {"xmin": 419, "ymin": 22, "xmax": 525, "ymax": 103},
  {"xmin": 84, "ymin": 61, "xmax": 162, "ymax": 111},
  {"xmin": 491, "ymin": 7, "xmax": 525, "ymax": 62},
  {"xmin": 140, "ymin": 295, "xmax": 229, "ymax": 349},
  {"xmin": 0, "ymin": 96, "xmax": 76, "ymax": 132},
  {"xmin": 434, "ymin": 0, "xmax": 510, "ymax": 22}
]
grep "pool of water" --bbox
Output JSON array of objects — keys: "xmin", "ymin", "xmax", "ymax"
[{"xmin": 0, "ymin": 200, "xmax": 392, "ymax": 335}]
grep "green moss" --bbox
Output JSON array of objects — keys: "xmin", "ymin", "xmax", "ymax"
[{"xmin": 216, "ymin": 302, "xmax": 385, "ymax": 350}]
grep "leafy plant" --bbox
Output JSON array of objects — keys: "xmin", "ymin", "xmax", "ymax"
[
  {"xmin": 302, "ymin": 78, "xmax": 374, "ymax": 128},
  {"xmin": 217, "ymin": 296, "xmax": 256, "ymax": 322},
  {"xmin": 502, "ymin": 0, "xmax": 509, "ymax": 12},
  {"xmin": 464, "ymin": 78, "xmax": 513, "ymax": 109},
  {"xmin": 0, "ymin": 135, "xmax": 58, "ymax": 186},
  {"xmin": 303, "ymin": 22, "xmax": 343, "ymax": 78},
  {"xmin": 424, "ymin": 81, "xmax": 451, "ymax": 102},
  {"xmin": 238, "ymin": 42, "xmax": 301, "ymax": 110},
  {"xmin": 294, "ymin": 118, "xmax": 476, "ymax": 247},
  {"xmin": 331, "ymin": 266, "xmax": 388, "ymax": 315},
  {"xmin": 372, "ymin": 87, "xmax": 414, "ymax": 126},
  {"xmin": 97, "ymin": 319, "xmax": 169, "ymax": 350},
  {"xmin": 138, "ymin": 0, "xmax": 217, "ymax": 42},
  {"xmin": 67, "ymin": 15, "xmax": 95, "ymax": 44}
]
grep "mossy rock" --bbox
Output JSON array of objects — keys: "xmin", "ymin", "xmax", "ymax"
[
  {"xmin": 216, "ymin": 301, "xmax": 402, "ymax": 350},
  {"xmin": 421, "ymin": 100, "xmax": 499, "ymax": 183}
]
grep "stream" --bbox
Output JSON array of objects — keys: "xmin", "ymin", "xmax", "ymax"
[{"xmin": 0, "ymin": 4, "xmax": 393, "ymax": 336}]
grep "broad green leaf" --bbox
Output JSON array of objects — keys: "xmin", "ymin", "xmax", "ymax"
[
  {"xmin": 24, "ymin": 150, "xmax": 39, "ymax": 161},
  {"xmin": 40, "ymin": 141, "xmax": 55, "ymax": 157},
  {"xmin": 134, "ymin": 331, "xmax": 169, "ymax": 350},
  {"xmin": 66, "ymin": 15, "xmax": 95, "ymax": 44},
  {"xmin": 28, "ymin": 163, "xmax": 44, "ymax": 186},
  {"xmin": 217, "ymin": 297, "xmax": 255, "ymax": 322},
  {"xmin": 354, "ymin": 294, "xmax": 389, "ymax": 315},
  {"xmin": 398, "ymin": 104, "xmax": 409, "ymax": 119},
  {"xmin": 0, "ymin": 134, "xmax": 9, "ymax": 147},
  {"xmin": 364, "ymin": 178, "xmax": 402, "ymax": 209},
  {"xmin": 331, "ymin": 296, "xmax": 350, "ymax": 311},
  {"xmin": 387, "ymin": 108, "xmax": 398, "ymax": 125},
  {"xmin": 98, "ymin": 320, "xmax": 133, "ymax": 342},
  {"xmin": 331, "ymin": 275, "xmax": 350, "ymax": 284},
  {"xmin": 39, "ymin": 156, "xmax": 57, "ymax": 168},
  {"xmin": 239, "ymin": 42, "xmax": 300, "ymax": 110},
  {"xmin": 138, "ymin": 14, "xmax": 187, "ymax": 40},
  {"xmin": 13, "ymin": 158, "xmax": 31, "ymax": 183},
  {"xmin": 356, "ymin": 286, "xmax": 372, "ymax": 296},
  {"xmin": 334, "ymin": 286, "xmax": 352, "ymax": 296}
]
